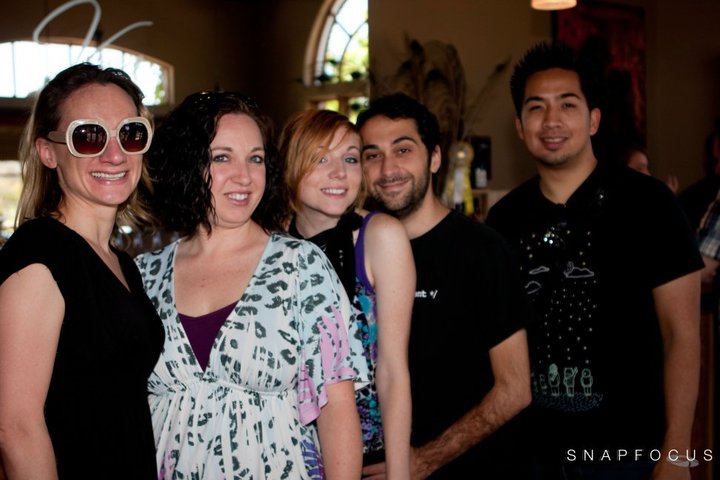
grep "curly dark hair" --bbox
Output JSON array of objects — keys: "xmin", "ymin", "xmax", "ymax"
[
  {"xmin": 356, "ymin": 92, "xmax": 441, "ymax": 160},
  {"xmin": 510, "ymin": 41, "xmax": 601, "ymax": 117},
  {"xmin": 147, "ymin": 91, "xmax": 284, "ymax": 237}
]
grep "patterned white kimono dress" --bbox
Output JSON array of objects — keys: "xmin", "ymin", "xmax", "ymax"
[{"xmin": 135, "ymin": 233, "xmax": 368, "ymax": 479}]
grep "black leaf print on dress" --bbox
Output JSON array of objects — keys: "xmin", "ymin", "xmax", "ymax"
[{"xmin": 301, "ymin": 294, "xmax": 327, "ymax": 313}]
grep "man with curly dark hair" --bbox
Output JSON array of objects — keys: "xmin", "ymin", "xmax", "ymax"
[{"xmin": 357, "ymin": 92, "xmax": 532, "ymax": 479}]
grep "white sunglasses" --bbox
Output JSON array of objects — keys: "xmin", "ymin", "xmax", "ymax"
[{"xmin": 47, "ymin": 117, "xmax": 153, "ymax": 158}]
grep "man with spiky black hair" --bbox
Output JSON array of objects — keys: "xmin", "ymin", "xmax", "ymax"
[{"xmin": 487, "ymin": 42, "xmax": 703, "ymax": 479}]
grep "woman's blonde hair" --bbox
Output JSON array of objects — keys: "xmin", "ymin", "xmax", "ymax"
[
  {"xmin": 16, "ymin": 63, "xmax": 154, "ymax": 230},
  {"xmin": 278, "ymin": 109, "xmax": 364, "ymax": 219}
]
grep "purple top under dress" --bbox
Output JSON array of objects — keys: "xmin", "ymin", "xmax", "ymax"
[{"xmin": 179, "ymin": 302, "xmax": 236, "ymax": 371}]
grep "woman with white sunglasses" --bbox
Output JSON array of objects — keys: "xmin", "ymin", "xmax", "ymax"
[{"xmin": 0, "ymin": 63, "xmax": 163, "ymax": 479}]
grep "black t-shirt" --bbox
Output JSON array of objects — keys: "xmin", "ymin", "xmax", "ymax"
[
  {"xmin": 487, "ymin": 163, "xmax": 703, "ymax": 457},
  {"xmin": 409, "ymin": 210, "xmax": 529, "ymax": 477},
  {"xmin": 0, "ymin": 217, "xmax": 164, "ymax": 479}
]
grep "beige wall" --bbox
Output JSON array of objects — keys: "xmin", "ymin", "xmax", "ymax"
[
  {"xmin": 249, "ymin": 0, "xmax": 325, "ymax": 126},
  {"xmin": 0, "ymin": 0, "xmax": 263, "ymax": 158},
  {"xmin": 649, "ymin": 0, "xmax": 720, "ymax": 186},
  {"xmin": 1, "ymin": 0, "xmax": 719, "ymax": 192},
  {"xmin": 0, "ymin": 0, "xmax": 263, "ymax": 103},
  {"xmin": 369, "ymin": 0, "xmax": 720, "ymax": 190},
  {"xmin": 369, "ymin": 0, "xmax": 547, "ymax": 189},
  {"xmin": 0, "ymin": 0, "xmax": 322, "ymax": 159}
]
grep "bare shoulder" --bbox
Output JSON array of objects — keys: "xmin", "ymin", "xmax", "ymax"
[
  {"xmin": 358, "ymin": 210, "xmax": 415, "ymax": 290},
  {"xmin": 0, "ymin": 263, "xmax": 63, "ymax": 322},
  {"xmin": 360, "ymin": 211, "xmax": 413, "ymax": 284},
  {"xmin": 361, "ymin": 211, "xmax": 408, "ymax": 242},
  {"xmin": 1, "ymin": 263, "xmax": 56, "ymax": 291}
]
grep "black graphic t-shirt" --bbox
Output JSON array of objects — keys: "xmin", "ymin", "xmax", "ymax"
[
  {"xmin": 487, "ymin": 162, "xmax": 703, "ymax": 455},
  {"xmin": 513, "ymin": 193, "xmax": 604, "ymax": 415}
]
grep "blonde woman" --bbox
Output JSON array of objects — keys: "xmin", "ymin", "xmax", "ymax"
[
  {"xmin": 0, "ymin": 64, "xmax": 162, "ymax": 479},
  {"xmin": 280, "ymin": 109, "xmax": 415, "ymax": 479}
]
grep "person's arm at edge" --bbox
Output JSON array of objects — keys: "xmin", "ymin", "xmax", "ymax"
[
  {"xmin": 650, "ymin": 271, "xmax": 701, "ymax": 480},
  {"xmin": 410, "ymin": 329, "xmax": 531, "ymax": 479},
  {"xmin": 0, "ymin": 264, "xmax": 63, "ymax": 479},
  {"xmin": 364, "ymin": 214, "xmax": 414, "ymax": 479},
  {"xmin": 700, "ymin": 255, "xmax": 718, "ymax": 286},
  {"xmin": 696, "ymin": 196, "xmax": 720, "ymax": 285},
  {"xmin": 316, "ymin": 380, "xmax": 363, "ymax": 479}
]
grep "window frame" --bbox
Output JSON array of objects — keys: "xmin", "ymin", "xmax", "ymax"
[
  {"xmin": 0, "ymin": 37, "xmax": 174, "ymax": 109},
  {"xmin": 303, "ymin": 0, "xmax": 368, "ymax": 117}
]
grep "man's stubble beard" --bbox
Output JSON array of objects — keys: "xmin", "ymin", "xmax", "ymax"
[{"xmin": 370, "ymin": 166, "xmax": 431, "ymax": 220}]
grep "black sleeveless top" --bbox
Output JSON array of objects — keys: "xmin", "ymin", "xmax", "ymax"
[{"xmin": 0, "ymin": 217, "xmax": 164, "ymax": 479}]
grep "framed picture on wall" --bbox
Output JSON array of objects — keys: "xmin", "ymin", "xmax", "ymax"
[{"xmin": 554, "ymin": 2, "xmax": 646, "ymax": 144}]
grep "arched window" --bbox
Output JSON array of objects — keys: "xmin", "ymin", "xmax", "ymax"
[
  {"xmin": 0, "ymin": 39, "xmax": 173, "ymax": 106},
  {"xmin": 304, "ymin": 0, "xmax": 368, "ymax": 122},
  {"xmin": 0, "ymin": 39, "xmax": 173, "ymax": 237}
]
